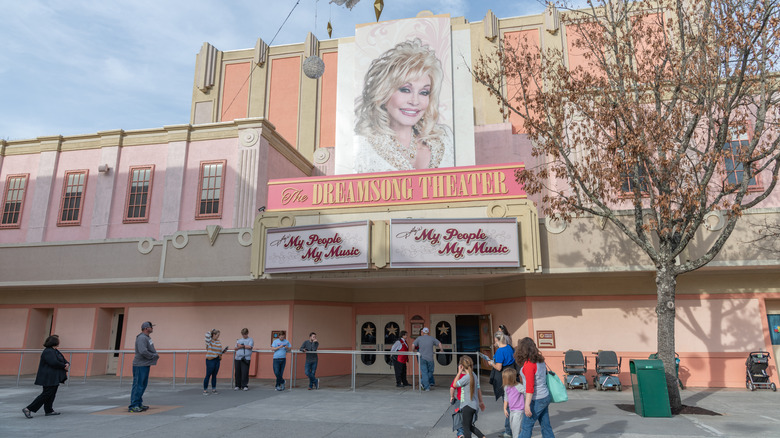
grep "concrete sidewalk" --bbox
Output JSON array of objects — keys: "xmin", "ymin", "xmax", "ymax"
[{"xmin": 2, "ymin": 374, "xmax": 779, "ymax": 437}]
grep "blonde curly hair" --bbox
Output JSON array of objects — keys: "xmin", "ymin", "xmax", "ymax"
[{"xmin": 355, "ymin": 38, "xmax": 444, "ymax": 142}]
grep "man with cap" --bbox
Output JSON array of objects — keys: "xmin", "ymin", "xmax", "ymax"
[
  {"xmin": 412, "ymin": 327, "xmax": 441, "ymax": 391},
  {"xmin": 129, "ymin": 321, "xmax": 159, "ymax": 412}
]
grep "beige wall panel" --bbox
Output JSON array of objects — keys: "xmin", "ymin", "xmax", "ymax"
[
  {"xmin": 0, "ymin": 308, "xmax": 28, "ymax": 348},
  {"xmin": 0, "ymin": 241, "xmax": 162, "ymax": 285},
  {"xmin": 54, "ymin": 308, "xmax": 96, "ymax": 349},
  {"xmin": 485, "ymin": 300, "xmax": 528, "ymax": 346},
  {"xmin": 162, "ymin": 234, "xmax": 251, "ymax": 280}
]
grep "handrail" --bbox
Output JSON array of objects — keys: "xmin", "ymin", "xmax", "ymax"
[{"xmin": 1, "ymin": 348, "xmax": 483, "ymax": 392}]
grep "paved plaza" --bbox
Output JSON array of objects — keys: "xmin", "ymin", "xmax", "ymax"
[{"xmin": 2, "ymin": 374, "xmax": 780, "ymax": 437}]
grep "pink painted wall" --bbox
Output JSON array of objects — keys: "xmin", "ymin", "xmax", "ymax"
[
  {"xmin": 107, "ymin": 144, "xmax": 169, "ymax": 239},
  {"xmin": 291, "ymin": 304, "xmax": 353, "ymax": 378},
  {"xmin": 178, "ymin": 138, "xmax": 237, "ymax": 231},
  {"xmin": 0, "ymin": 308, "xmax": 28, "ymax": 348},
  {"xmin": 503, "ymin": 30, "xmax": 540, "ymax": 134},
  {"xmin": 268, "ymin": 56, "xmax": 301, "ymax": 148},
  {"xmin": 52, "ymin": 307, "xmax": 97, "ymax": 377},
  {"xmin": 318, "ymin": 52, "xmax": 338, "ymax": 149},
  {"xmin": 221, "ymin": 62, "xmax": 251, "ymax": 122},
  {"xmin": 0, "ymin": 154, "xmax": 40, "ymax": 243},
  {"xmin": 122, "ymin": 303, "xmax": 291, "ymax": 379},
  {"xmin": 44, "ymin": 149, "xmax": 102, "ymax": 242}
]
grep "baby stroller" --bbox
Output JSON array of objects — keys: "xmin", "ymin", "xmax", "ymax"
[
  {"xmin": 562, "ymin": 349, "xmax": 588, "ymax": 390},
  {"xmin": 592, "ymin": 350, "xmax": 622, "ymax": 391},
  {"xmin": 745, "ymin": 351, "xmax": 777, "ymax": 391}
]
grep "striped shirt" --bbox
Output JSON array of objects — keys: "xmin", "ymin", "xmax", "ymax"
[{"xmin": 206, "ymin": 340, "xmax": 223, "ymax": 359}]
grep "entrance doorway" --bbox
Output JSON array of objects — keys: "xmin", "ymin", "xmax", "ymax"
[
  {"xmin": 107, "ymin": 310, "xmax": 124, "ymax": 374},
  {"xmin": 356, "ymin": 315, "xmax": 404, "ymax": 374}
]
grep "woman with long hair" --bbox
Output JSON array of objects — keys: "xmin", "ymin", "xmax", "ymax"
[
  {"xmin": 515, "ymin": 337, "xmax": 555, "ymax": 438},
  {"xmin": 23, "ymin": 335, "xmax": 69, "ymax": 418},
  {"xmin": 450, "ymin": 355, "xmax": 486, "ymax": 438},
  {"xmin": 354, "ymin": 38, "xmax": 454, "ymax": 172}
]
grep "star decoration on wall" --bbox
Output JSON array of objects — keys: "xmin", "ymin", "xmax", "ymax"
[
  {"xmin": 438, "ymin": 324, "xmax": 449, "ymax": 336},
  {"xmin": 386, "ymin": 326, "xmax": 398, "ymax": 336},
  {"xmin": 363, "ymin": 325, "xmax": 375, "ymax": 336}
]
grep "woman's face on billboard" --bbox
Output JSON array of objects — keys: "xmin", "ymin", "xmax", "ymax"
[{"xmin": 384, "ymin": 75, "xmax": 431, "ymax": 132}]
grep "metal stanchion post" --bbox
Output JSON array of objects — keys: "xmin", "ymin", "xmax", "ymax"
[
  {"xmin": 185, "ymin": 352, "xmax": 190, "ymax": 384},
  {"xmin": 83, "ymin": 352, "xmax": 90, "ymax": 383},
  {"xmin": 16, "ymin": 352, "xmax": 23, "ymax": 387},
  {"xmin": 173, "ymin": 352, "xmax": 176, "ymax": 388},
  {"xmin": 290, "ymin": 351, "xmax": 295, "ymax": 391},
  {"xmin": 351, "ymin": 351, "xmax": 356, "ymax": 392},
  {"xmin": 119, "ymin": 352, "xmax": 125, "ymax": 387}
]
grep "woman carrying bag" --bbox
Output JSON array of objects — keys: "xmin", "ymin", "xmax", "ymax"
[
  {"xmin": 23, "ymin": 335, "xmax": 69, "ymax": 418},
  {"xmin": 515, "ymin": 337, "xmax": 555, "ymax": 438}
]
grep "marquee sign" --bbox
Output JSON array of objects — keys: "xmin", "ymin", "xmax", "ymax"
[
  {"xmin": 264, "ymin": 221, "xmax": 370, "ymax": 273},
  {"xmin": 267, "ymin": 163, "xmax": 526, "ymax": 211},
  {"xmin": 390, "ymin": 218, "xmax": 520, "ymax": 268}
]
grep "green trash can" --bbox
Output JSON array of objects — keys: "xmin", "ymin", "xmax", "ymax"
[{"xmin": 629, "ymin": 359, "xmax": 672, "ymax": 417}]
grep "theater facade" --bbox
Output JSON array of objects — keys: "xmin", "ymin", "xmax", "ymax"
[{"xmin": 1, "ymin": 7, "xmax": 779, "ymax": 387}]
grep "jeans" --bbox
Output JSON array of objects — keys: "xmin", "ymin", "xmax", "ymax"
[
  {"xmin": 130, "ymin": 365, "xmax": 150, "ymax": 408},
  {"xmin": 273, "ymin": 358, "xmax": 286, "ymax": 388},
  {"xmin": 27, "ymin": 385, "xmax": 58, "ymax": 414},
  {"xmin": 203, "ymin": 358, "xmax": 221, "ymax": 390},
  {"xmin": 519, "ymin": 394, "xmax": 554, "ymax": 438},
  {"xmin": 234, "ymin": 359, "xmax": 250, "ymax": 388},
  {"xmin": 420, "ymin": 359, "xmax": 435, "ymax": 389},
  {"xmin": 305, "ymin": 361, "xmax": 318, "ymax": 388}
]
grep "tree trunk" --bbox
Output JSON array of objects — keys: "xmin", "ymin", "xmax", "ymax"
[{"xmin": 656, "ymin": 264, "xmax": 682, "ymax": 412}]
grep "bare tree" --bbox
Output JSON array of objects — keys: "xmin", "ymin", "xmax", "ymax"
[{"xmin": 473, "ymin": 0, "xmax": 780, "ymax": 411}]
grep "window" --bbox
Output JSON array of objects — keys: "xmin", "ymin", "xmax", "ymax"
[
  {"xmin": 769, "ymin": 315, "xmax": 780, "ymax": 346},
  {"xmin": 196, "ymin": 161, "xmax": 226, "ymax": 219},
  {"xmin": 1, "ymin": 174, "xmax": 29, "ymax": 228},
  {"xmin": 58, "ymin": 170, "xmax": 88, "ymax": 226},
  {"xmin": 124, "ymin": 166, "xmax": 154, "ymax": 223},
  {"xmin": 723, "ymin": 135, "xmax": 759, "ymax": 189},
  {"xmin": 621, "ymin": 163, "xmax": 650, "ymax": 194}
]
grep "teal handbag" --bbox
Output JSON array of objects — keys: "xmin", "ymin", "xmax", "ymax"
[{"xmin": 546, "ymin": 370, "xmax": 568, "ymax": 403}]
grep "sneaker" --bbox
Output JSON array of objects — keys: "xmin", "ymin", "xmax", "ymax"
[
  {"xmin": 502, "ymin": 433, "xmax": 513, "ymax": 438},
  {"xmin": 280, "ymin": 384, "xmax": 285, "ymax": 391},
  {"xmin": 203, "ymin": 390, "xmax": 209, "ymax": 396},
  {"xmin": 22, "ymin": 408, "xmax": 33, "ymax": 419},
  {"xmin": 234, "ymin": 386, "xmax": 240, "ymax": 391},
  {"xmin": 243, "ymin": 387, "xmax": 249, "ymax": 391},
  {"xmin": 315, "ymin": 378, "xmax": 320, "ymax": 389},
  {"xmin": 211, "ymin": 389, "xmax": 218, "ymax": 394},
  {"xmin": 396, "ymin": 383, "xmax": 404, "ymax": 387},
  {"xmin": 140, "ymin": 406, "xmax": 149, "ymax": 411},
  {"xmin": 128, "ymin": 406, "xmax": 144, "ymax": 413},
  {"xmin": 424, "ymin": 387, "xmax": 431, "ymax": 392}
]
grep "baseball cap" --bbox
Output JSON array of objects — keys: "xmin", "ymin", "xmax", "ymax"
[
  {"xmin": 422, "ymin": 327, "xmax": 429, "ymax": 333},
  {"xmin": 141, "ymin": 321, "xmax": 155, "ymax": 330}
]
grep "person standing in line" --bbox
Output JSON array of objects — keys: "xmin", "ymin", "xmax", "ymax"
[
  {"xmin": 390, "ymin": 330, "xmax": 411, "ymax": 387},
  {"xmin": 129, "ymin": 321, "xmax": 159, "ymax": 413},
  {"xmin": 450, "ymin": 355, "xmax": 486, "ymax": 438},
  {"xmin": 203, "ymin": 329, "xmax": 228, "ymax": 395},
  {"xmin": 516, "ymin": 337, "xmax": 555, "ymax": 438},
  {"xmin": 299, "ymin": 332, "xmax": 320, "ymax": 390},
  {"xmin": 22, "ymin": 335, "xmax": 69, "ymax": 418},
  {"xmin": 234, "ymin": 328, "xmax": 254, "ymax": 391},
  {"xmin": 271, "ymin": 331, "xmax": 291, "ymax": 391},
  {"xmin": 413, "ymin": 327, "xmax": 441, "ymax": 391}
]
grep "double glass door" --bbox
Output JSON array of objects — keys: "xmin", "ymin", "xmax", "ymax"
[{"xmin": 356, "ymin": 315, "xmax": 404, "ymax": 374}]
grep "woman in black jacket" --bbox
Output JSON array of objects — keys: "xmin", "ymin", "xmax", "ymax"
[{"xmin": 23, "ymin": 335, "xmax": 69, "ymax": 418}]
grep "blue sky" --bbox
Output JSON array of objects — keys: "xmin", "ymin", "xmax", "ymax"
[{"xmin": 1, "ymin": 1, "xmax": 547, "ymax": 141}]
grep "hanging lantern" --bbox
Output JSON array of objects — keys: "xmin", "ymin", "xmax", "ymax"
[
  {"xmin": 374, "ymin": 0, "xmax": 383, "ymax": 21},
  {"xmin": 303, "ymin": 55, "xmax": 325, "ymax": 79},
  {"xmin": 327, "ymin": 20, "xmax": 333, "ymax": 38}
]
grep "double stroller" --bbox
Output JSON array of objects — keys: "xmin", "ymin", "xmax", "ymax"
[{"xmin": 746, "ymin": 351, "xmax": 777, "ymax": 391}]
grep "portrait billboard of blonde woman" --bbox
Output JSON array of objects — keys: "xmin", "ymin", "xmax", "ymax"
[{"xmin": 351, "ymin": 16, "xmax": 454, "ymax": 173}]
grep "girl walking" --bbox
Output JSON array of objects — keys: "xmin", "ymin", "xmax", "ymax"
[
  {"xmin": 450, "ymin": 356, "xmax": 486, "ymax": 438},
  {"xmin": 502, "ymin": 367, "xmax": 525, "ymax": 437}
]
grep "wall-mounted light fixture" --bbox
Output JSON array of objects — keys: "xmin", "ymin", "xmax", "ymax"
[{"xmin": 98, "ymin": 164, "xmax": 111, "ymax": 173}]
